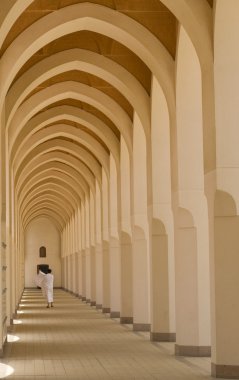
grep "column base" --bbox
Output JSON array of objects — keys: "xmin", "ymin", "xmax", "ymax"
[
  {"xmin": 102, "ymin": 307, "xmax": 110, "ymax": 313},
  {"xmin": 96, "ymin": 304, "xmax": 102, "ymax": 309},
  {"xmin": 150, "ymin": 332, "xmax": 176, "ymax": 342},
  {"xmin": 110, "ymin": 311, "xmax": 120, "ymax": 318},
  {"xmin": 82, "ymin": 296, "xmax": 86, "ymax": 301},
  {"xmin": 90, "ymin": 301, "xmax": 96, "ymax": 306},
  {"xmin": 120, "ymin": 317, "xmax": 133, "ymax": 324},
  {"xmin": 175, "ymin": 344, "xmax": 211, "ymax": 357},
  {"xmin": 212, "ymin": 363, "xmax": 239, "ymax": 379},
  {"xmin": 86, "ymin": 299, "xmax": 91, "ymax": 303},
  {"xmin": 133, "ymin": 323, "xmax": 150, "ymax": 332}
]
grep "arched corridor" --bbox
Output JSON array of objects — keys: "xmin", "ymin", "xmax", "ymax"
[
  {"xmin": 4, "ymin": 289, "xmax": 211, "ymax": 379},
  {"xmin": 1, "ymin": 0, "xmax": 239, "ymax": 378}
]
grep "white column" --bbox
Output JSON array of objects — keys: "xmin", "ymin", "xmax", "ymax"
[
  {"xmin": 85, "ymin": 196, "xmax": 91, "ymax": 302},
  {"xmin": 211, "ymin": 2, "xmax": 239, "ymax": 377},
  {"xmin": 150, "ymin": 75, "xmax": 175, "ymax": 341},
  {"xmin": 89, "ymin": 190, "xmax": 96, "ymax": 305},
  {"xmin": 102, "ymin": 169, "xmax": 110, "ymax": 313},
  {"xmin": 109, "ymin": 154, "xmax": 121, "ymax": 317},
  {"xmin": 132, "ymin": 112, "xmax": 150, "ymax": 331},
  {"xmin": 175, "ymin": 25, "xmax": 210, "ymax": 356},
  {"xmin": 120, "ymin": 137, "xmax": 133, "ymax": 323},
  {"xmin": 95, "ymin": 180, "xmax": 103, "ymax": 309}
]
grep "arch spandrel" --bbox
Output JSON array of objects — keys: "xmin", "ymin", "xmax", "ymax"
[
  {"xmin": 178, "ymin": 207, "xmax": 195, "ymax": 229},
  {"xmin": 214, "ymin": 190, "xmax": 237, "ymax": 217},
  {"xmin": 133, "ymin": 226, "xmax": 146, "ymax": 241},
  {"xmin": 152, "ymin": 218, "xmax": 166, "ymax": 236}
]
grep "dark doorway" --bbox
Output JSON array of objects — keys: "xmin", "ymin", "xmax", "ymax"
[{"xmin": 37, "ymin": 264, "xmax": 49, "ymax": 274}]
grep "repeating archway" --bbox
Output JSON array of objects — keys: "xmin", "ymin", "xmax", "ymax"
[
  {"xmin": 4, "ymin": 2, "xmax": 237, "ymax": 380},
  {"xmin": 0, "ymin": 3, "xmax": 175, "ymax": 114}
]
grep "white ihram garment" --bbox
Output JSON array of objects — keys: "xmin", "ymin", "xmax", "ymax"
[
  {"xmin": 35, "ymin": 271, "xmax": 45, "ymax": 288},
  {"xmin": 44, "ymin": 273, "xmax": 54, "ymax": 303},
  {"xmin": 38, "ymin": 271, "xmax": 54, "ymax": 303}
]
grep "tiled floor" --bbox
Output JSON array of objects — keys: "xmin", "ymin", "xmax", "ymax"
[{"xmin": 0, "ymin": 289, "xmax": 217, "ymax": 379}]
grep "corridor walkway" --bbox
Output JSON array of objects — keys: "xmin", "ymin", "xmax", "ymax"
[{"xmin": 1, "ymin": 289, "xmax": 214, "ymax": 379}]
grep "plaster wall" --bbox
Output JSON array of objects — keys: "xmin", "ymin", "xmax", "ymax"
[{"xmin": 24, "ymin": 217, "xmax": 61, "ymax": 287}]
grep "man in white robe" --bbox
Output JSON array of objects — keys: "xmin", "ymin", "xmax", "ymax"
[{"xmin": 38, "ymin": 269, "xmax": 54, "ymax": 308}]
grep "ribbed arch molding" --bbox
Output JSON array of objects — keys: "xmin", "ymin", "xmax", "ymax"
[
  {"xmin": 0, "ymin": 0, "xmax": 33, "ymax": 49},
  {"xmin": 13, "ymin": 127, "xmax": 106, "ymax": 188},
  {"xmin": 24, "ymin": 211, "xmax": 65, "ymax": 232},
  {"xmin": 20, "ymin": 185, "xmax": 78, "ymax": 223},
  {"xmin": 159, "ymin": 0, "xmax": 212, "ymax": 67},
  {"xmin": 16, "ymin": 151, "xmax": 97, "ymax": 193},
  {"xmin": 5, "ymin": 49, "xmax": 150, "ymax": 135},
  {"xmin": 22, "ymin": 201, "xmax": 69, "ymax": 230},
  {"xmin": 8, "ymin": 81, "xmax": 131, "ymax": 155},
  {"xmin": 18, "ymin": 177, "xmax": 87, "ymax": 224},
  {"xmin": 21, "ymin": 195, "xmax": 73, "ymax": 222},
  {"xmin": 0, "ymin": 2, "xmax": 174, "ymax": 118},
  {"xmin": 17, "ymin": 162, "xmax": 89, "ymax": 203},
  {"xmin": 18, "ymin": 171, "xmax": 84, "ymax": 211},
  {"xmin": 20, "ymin": 182, "xmax": 80, "ymax": 215},
  {"xmin": 10, "ymin": 110, "xmax": 104, "ymax": 183},
  {"xmin": 21, "ymin": 191, "xmax": 77, "ymax": 222},
  {"xmin": 10, "ymin": 105, "xmax": 120, "ymax": 168}
]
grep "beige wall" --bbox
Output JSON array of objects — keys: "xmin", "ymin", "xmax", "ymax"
[{"xmin": 24, "ymin": 217, "xmax": 61, "ymax": 287}]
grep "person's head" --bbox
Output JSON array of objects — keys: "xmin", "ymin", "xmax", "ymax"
[{"xmin": 47, "ymin": 269, "xmax": 52, "ymax": 273}]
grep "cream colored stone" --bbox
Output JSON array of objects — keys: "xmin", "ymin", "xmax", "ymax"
[{"xmin": 1, "ymin": 1, "xmax": 239, "ymax": 378}]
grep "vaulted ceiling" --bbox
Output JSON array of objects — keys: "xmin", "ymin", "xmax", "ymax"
[{"xmin": 0, "ymin": 0, "xmax": 213, "ymax": 230}]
